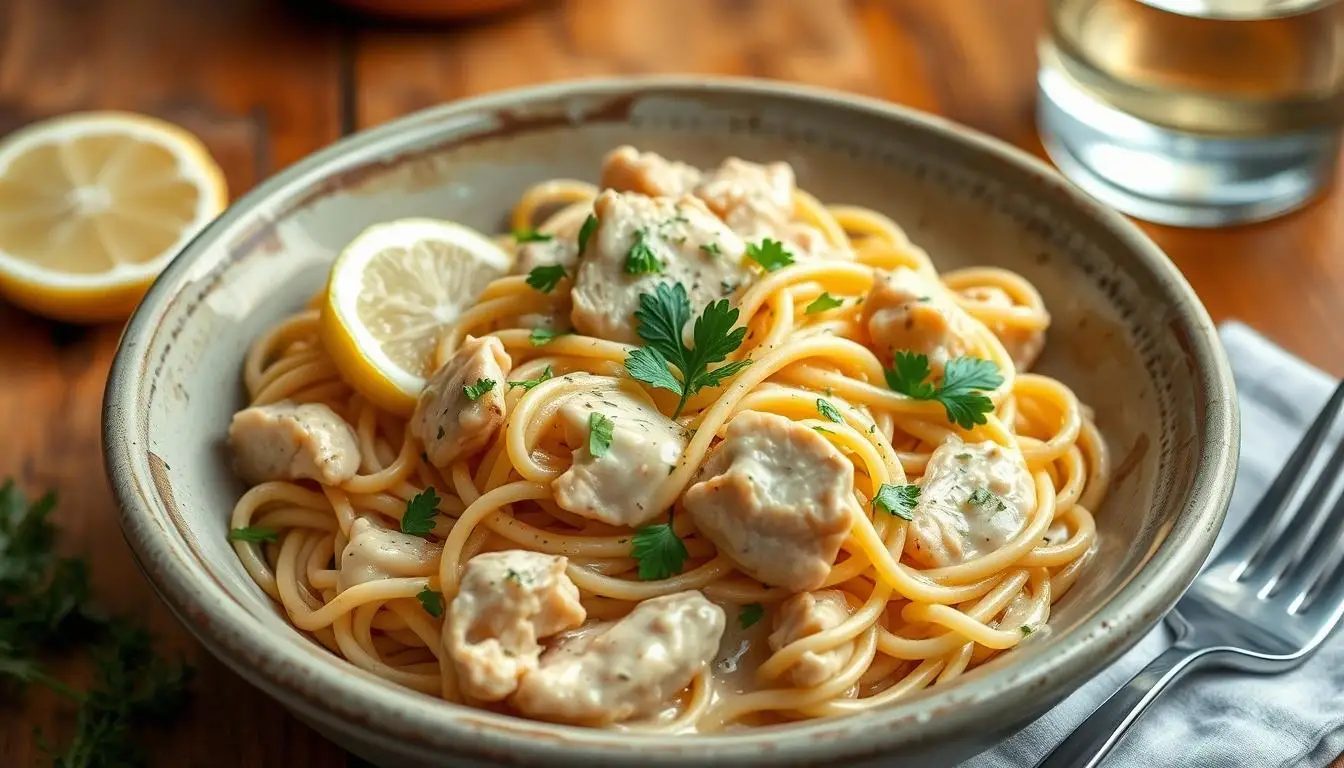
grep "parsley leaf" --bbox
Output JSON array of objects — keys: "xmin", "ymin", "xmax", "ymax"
[
  {"xmin": 508, "ymin": 365, "xmax": 553, "ymax": 391},
  {"xmin": 577, "ymin": 213, "xmax": 599, "ymax": 256},
  {"xmin": 513, "ymin": 228, "xmax": 553, "ymax": 243},
  {"xmin": 588, "ymin": 412, "xmax": 614, "ymax": 459},
  {"xmin": 813, "ymin": 426, "xmax": 834, "ymax": 435},
  {"xmin": 622, "ymin": 282, "xmax": 751, "ymax": 418},
  {"xmin": 462, "ymin": 378, "xmax": 496, "ymax": 401},
  {"xmin": 400, "ymin": 488, "xmax": 439, "ymax": 537},
  {"xmin": 816, "ymin": 398, "xmax": 844, "ymax": 424},
  {"xmin": 805, "ymin": 292, "xmax": 844, "ymax": 314},
  {"xmin": 738, "ymin": 603, "xmax": 764, "ymax": 629},
  {"xmin": 529, "ymin": 327, "xmax": 568, "ymax": 346},
  {"xmin": 525, "ymin": 264, "xmax": 566, "ymax": 293},
  {"xmin": 882, "ymin": 352, "xmax": 1002, "ymax": 429},
  {"xmin": 228, "ymin": 526, "xmax": 278, "ymax": 543},
  {"xmin": 1020, "ymin": 625, "xmax": 1034, "ymax": 636},
  {"xmin": 873, "ymin": 483, "xmax": 920, "ymax": 520},
  {"xmin": 416, "ymin": 587, "xmax": 444, "ymax": 618},
  {"xmin": 624, "ymin": 230, "xmax": 662, "ymax": 275},
  {"xmin": 699, "ymin": 242, "xmax": 721, "ymax": 257},
  {"xmin": 632, "ymin": 518, "xmax": 689, "ymax": 581},
  {"xmin": 968, "ymin": 487, "xmax": 1007, "ymax": 511},
  {"xmin": 745, "ymin": 238, "xmax": 794, "ymax": 272}
]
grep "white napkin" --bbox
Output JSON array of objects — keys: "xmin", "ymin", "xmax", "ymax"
[{"xmin": 969, "ymin": 321, "xmax": 1344, "ymax": 768}]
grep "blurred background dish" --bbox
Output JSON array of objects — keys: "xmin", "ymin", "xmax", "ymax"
[{"xmin": 325, "ymin": 0, "xmax": 528, "ymax": 21}]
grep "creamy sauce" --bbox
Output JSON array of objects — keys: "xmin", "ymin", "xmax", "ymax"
[
  {"xmin": 337, "ymin": 517, "xmax": 442, "ymax": 591},
  {"xmin": 553, "ymin": 388, "xmax": 688, "ymax": 527},
  {"xmin": 684, "ymin": 411, "xmax": 857, "ymax": 592},
  {"xmin": 905, "ymin": 437, "xmax": 1034, "ymax": 567}
]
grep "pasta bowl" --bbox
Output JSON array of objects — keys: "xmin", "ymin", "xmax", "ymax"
[{"xmin": 102, "ymin": 76, "xmax": 1238, "ymax": 767}]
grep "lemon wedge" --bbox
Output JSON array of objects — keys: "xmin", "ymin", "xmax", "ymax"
[
  {"xmin": 0, "ymin": 111, "xmax": 227, "ymax": 323},
  {"xmin": 320, "ymin": 219, "xmax": 513, "ymax": 416}
]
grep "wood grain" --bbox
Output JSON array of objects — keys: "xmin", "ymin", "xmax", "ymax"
[{"xmin": 1, "ymin": 1, "xmax": 1340, "ymax": 766}]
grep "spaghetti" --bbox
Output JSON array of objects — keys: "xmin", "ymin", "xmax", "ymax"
[{"xmin": 227, "ymin": 149, "xmax": 1108, "ymax": 732}]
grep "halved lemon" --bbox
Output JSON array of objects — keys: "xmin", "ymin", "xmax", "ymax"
[
  {"xmin": 320, "ymin": 219, "xmax": 513, "ymax": 416},
  {"xmin": 0, "ymin": 111, "xmax": 227, "ymax": 323}
]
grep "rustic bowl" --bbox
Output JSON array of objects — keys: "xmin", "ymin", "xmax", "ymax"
[{"xmin": 102, "ymin": 76, "xmax": 1238, "ymax": 767}]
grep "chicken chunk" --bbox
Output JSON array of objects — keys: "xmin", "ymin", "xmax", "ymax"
[
  {"xmin": 768, "ymin": 591, "xmax": 855, "ymax": 687},
  {"xmin": 695, "ymin": 156, "xmax": 795, "ymax": 235},
  {"xmin": 905, "ymin": 437, "xmax": 1035, "ymax": 568},
  {"xmin": 411, "ymin": 335, "xmax": 511, "ymax": 469},
  {"xmin": 511, "ymin": 590, "xmax": 725, "ymax": 725},
  {"xmin": 959, "ymin": 285, "xmax": 1046, "ymax": 371},
  {"xmin": 862, "ymin": 267, "xmax": 977, "ymax": 370},
  {"xmin": 228, "ymin": 401, "xmax": 360, "ymax": 486},
  {"xmin": 445, "ymin": 550, "xmax": 586, "ymax": 702},
  {"xmin": 569, "ymin": 191, "xmax": 752, "ymax": 344},
  {"xmin": 601, "ymin": 145, "xmax": 703, "ymax": 198},
  {"xmin": 337, "ymin": 517, "xmax": 442, "ymax": 591},
  {"xmin": 552, "ymin": 386, "xmax": 687, "ymax": 527},
  {"xmin": 683, "ymin": 411, "xmax": 857, "ymax": 592}
]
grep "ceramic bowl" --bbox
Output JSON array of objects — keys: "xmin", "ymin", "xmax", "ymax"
[{"xmin": 102, "ymin": 76, "xmax": 1238, "ymax": 767}]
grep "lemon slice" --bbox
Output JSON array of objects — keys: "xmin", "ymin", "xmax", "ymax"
[
  {"xmin": 0, "ymin": 111, "xmax": 227, "ymax": 323},
  {"xmin": 320, "ymin": 218, "xmax": 513, "ymax": 416}
]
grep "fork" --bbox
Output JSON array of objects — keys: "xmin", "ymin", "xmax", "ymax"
[{"xmin": 1035, "ymin": 381, "xmax": 1344, "ymax": 768}]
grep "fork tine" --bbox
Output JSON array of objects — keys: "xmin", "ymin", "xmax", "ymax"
[
  {"xmin": 1277, "ymin": 481, "xmax": 1344, "ymax": 613},
  {"xmin": 1217, "ymin": 381, "xmax": 1344, "ymax": 579},
  {"xmin": 1253, "ymin": 428, "xmax": 1344, "ymax": 592}
]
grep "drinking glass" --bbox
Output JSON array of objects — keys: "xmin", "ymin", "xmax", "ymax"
[{"xmin": 1037, "ymin": 0, "xmax": 1344, "ymax": 226}]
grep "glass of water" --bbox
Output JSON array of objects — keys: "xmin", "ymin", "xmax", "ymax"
[{"xmin": 1037, "ymin": 0, "xmax": 1344, "ymax": 227}]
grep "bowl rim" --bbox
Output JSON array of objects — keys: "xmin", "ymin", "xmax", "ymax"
[{"xmin": 103, "ymin": 74, "xmax": 1239, "ymax": 764}]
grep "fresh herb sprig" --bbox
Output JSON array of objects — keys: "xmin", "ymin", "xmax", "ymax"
[
  {"xmin": 882, "ymin": 352, "xmax": 1002, "ymax": 429},
  {"xmin": 0, "ymin": 479, "xmax": 192, "ymax": 767},
  {"xmin": 631, "ymin": 514, "xmax": 689, "ymax": 581},
  {"xmin": 400, "ymin": 488, "xmax": 440, "ymax": 537},
  {"xmin": 873, "ymin": 483, "xmax": 921, "ymax": 520},
  {"xmin": 623, "ymin": 283, "xmax": 752, "ymax": 418}
]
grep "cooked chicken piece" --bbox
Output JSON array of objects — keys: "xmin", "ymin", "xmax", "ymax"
[
  {"xmin": 337, "ymin": 517, "xmax": 442, "ymax": 591},
  {"xmin": 959, "ymin": 285, "xmax": 1046, "ymax": 371},
  {"xmin": 600, "ymin": 145, "xmax": 703, "ymax": 198},
  {"xmin": 412, "ymin": 335, "xmax": 511, "ymax": 468},
  {"xmin": 511, "ymin": 590, "xmax": 725, "ymax": 725},
  {"xmin": 683, "ymin": 411, "xmax": 857, "ymax": 592},
  {"xmin": 905, "ymin": 437, "xmax": 1035, "ymax": 568},
  {"xmin": 445, "ymin": 550, "xmax": 586, "ymax": 702},
  {"xmin": 228, "ymin": 401, "xmax": 360, "ymax": 486},
  {"xmin": 862, "ymin": 267, "xmax": 976, "ymax": 370},
  {"xmin": 768, "ymin": 590, "xmax": 855, "ymax": 687},
  {"xmin": 695, "ymin": 156, "xmax": 795, "ymax": 235},
  {"xmin": 569, "ymin": 190, "xmax": 751, "ymax": 344},
  {"xmin": 552, "ymin": 387, "xmax": 687, "ymax": 527}
]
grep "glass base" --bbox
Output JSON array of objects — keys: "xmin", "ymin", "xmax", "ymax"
[{"xmin": 1036, "ymin": 65, "xmax": 1341, "ymax": 228}]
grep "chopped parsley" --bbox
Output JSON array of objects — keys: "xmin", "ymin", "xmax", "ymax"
[
  {"xmin": 816, "ymin": 398, "xmax": 845, "ymax": 424},
  {"xmin": 577, "ymin": 213, "xmax": 598, "ymax": 256},
  {"xmin": 508, "ymin": 365, "xmax": 554, "ymax": 391},
  {"xmin": 631, "ymin": 515, "xmax": 689, "ymax": 581},
  {"xmin": 699, "ymin": 242, "xmax": 722, "ymax": 257},
  {"xmin": 623, "ymin": 282, "xmax": 751, "ymax": 418},
  {"xmin": 873, "ymin": 483, "xmax": 920, "ymax": 520},
  {"xmin": 805, "ymin": 292, "xmax": 844, "ymax": 314},
  {"xmin": 587, "ymin": 412, "xmax": 614, "ymax": 459},
  {"xmin": 228, "ymin": 526, "xmax": 278, "ymax": 543},
  {"xmin": 813, "ymin": 426, "xmax": 834, "ymax": 435},
  {"xmin": 529, "ymin": 327, "xmax": 568, "ymax": 346},
  {"xmin": 504, "ymin": 568, "xmax": 526, "ymax": 586},
  {"xmin": 525, "ymin": 264, "xmax": 566, "ymax": 293},
  {"xmin": 624, "ymin": 230, "xmax": 662, "ymax": 275},
  {"xmin": 1020, "ymin": 625, "xmax": 1034, "ymax": 636},
  {"xmin": 512, "ymin": 228, "xmax": 552, "ymax": 243},
  {"xmin": 882, "ymin": 352, "xmax": 1002, "ymax": 430},
  {"xmin": 462, "ymin": 378, "xmax": 495, "ymax": 401},
  {"xmin": 738, "ymin": 603, "xmax": 765, "ymax": 629},
  {"xmin": 400, "ymin": 488, "xmax": 440, "ymax": 537},
  {"xmin": 745, "ymin": 238, "xmax": 795, "ymax": 272},
  {"xmin": 416, "ymin": 587, "xmax": 444, "ymax": 618},
  {"xmin": 968, "ymin": 487, "xmax": 1007, "ymax": 512}
]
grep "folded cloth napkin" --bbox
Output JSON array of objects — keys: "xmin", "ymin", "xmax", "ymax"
[{"xmin": 969, "ymin": 321, "xmax": 1344, "ymax": 768}]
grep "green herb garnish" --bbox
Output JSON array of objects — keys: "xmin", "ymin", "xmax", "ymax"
[
  {"xmin": 228, "ymin": 526, "xmax": 278, "ymax": 543},
  {"xmin": 416, "ymin": 587, "xmax": 444, "ymax": 618},
  {"xmin": 587, "ymin": 413, "xmax": 614, "ymax": 459},
  {"xmin": 805, "ymin": 293, "xmax": 843, "ymax": 314},
  {"xmin": 508, "ymin": 365, "xmax": 554, "ymax": 391},
  {"xmin": 462, "ymin": 378, "xmax": 496, "ymax": 402},
  {"xmin": 624, "ymin": 230, "xmax": 662, "ymax": 275},
  {"xmin": 873, "ymin": 483, "xmax": 921, "ymax": 520},
  {"xmin": 882, "ymin": 352, "xmax": 1002, "ymax": 430},
  {"xmin": 631, "ymin": 515, "xmax": 689, "ymax": 581},
  {"xmin": 816, "ymin": 398, "xmax": 844, "ymax": 424},
  {"xmin": 400, "ymin": 488, "xmax": 440, "ymax": 537},
  {"xmin": 513, "ymin": 228, "xmax": 553, "ymax": 243},
  {"xmin": 738, "ymin": 603, "xmax": 765, "ymax": 629},
  {"xmin": 745, "ymin": 238, "xmax": 794, "ymax": 272},
  {"xmin": 623, "ymin": 282, "xmax": 751, "ymax": 418},
  {"xmin": 529, "ymin": 327, "xmax": 568, "ymax": 347},
  {"xmin": 577, "ymin": 214, "xmax": 598, "ymax": 256},
  {"xmin": 525, "ymin": 264, "xmax": 566, "ymax": 293}
]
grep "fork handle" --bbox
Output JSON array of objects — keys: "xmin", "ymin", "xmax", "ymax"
[{"xmin": 1033, "ymin": 645, "xmax": 1216, "ymax": 768}]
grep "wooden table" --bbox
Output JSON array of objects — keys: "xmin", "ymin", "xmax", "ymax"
[{"xmin": 1, "ymin": 1, "xmax": 1340, "ymax": 765}]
